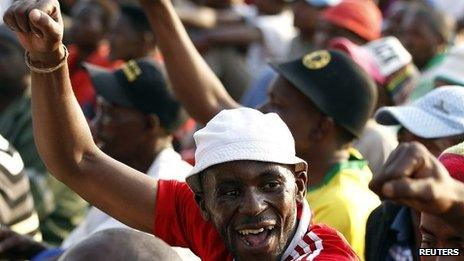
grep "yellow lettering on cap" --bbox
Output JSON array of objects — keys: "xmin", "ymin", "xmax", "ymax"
[
  {"xmin": 122, "ymin": 60, "xmax": 142, "ymax": 82},
  {"xmin": 302, "ymin": 50, "xmax": 331, "ymax": 70}
]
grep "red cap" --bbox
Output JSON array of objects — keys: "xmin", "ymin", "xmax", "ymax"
[
  {"xmin": 322, "ymin": 0, "xmax": 382, "ymax": 42},
  {"xmin": 439, "ymin": 144, "xmax": 464, "ymax": 184}
]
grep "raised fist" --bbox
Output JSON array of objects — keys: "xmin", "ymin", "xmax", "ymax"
[
  {"xmin": 369, "ymin": 142, "xmax": 459, "ymax": 216},
  {"xmin": 3, "ymin": 0, "xmax": 63, "ymax": 62}
]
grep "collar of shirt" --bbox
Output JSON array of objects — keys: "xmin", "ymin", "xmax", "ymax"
[{"xmin": 390, "ymin": 206, "xmax": 413, "ymax": 242}]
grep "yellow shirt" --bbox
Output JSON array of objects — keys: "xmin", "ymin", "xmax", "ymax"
[{"xmin": 306, "ymin": 149, "xmax": 380, "ymax": 260}]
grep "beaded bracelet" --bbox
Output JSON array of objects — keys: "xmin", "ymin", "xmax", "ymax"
[{"xmin": 24, "ymin": 45, "xmax": 69, "ymax": 74}]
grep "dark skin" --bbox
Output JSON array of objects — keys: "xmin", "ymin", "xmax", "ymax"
[
  {"xmin": 199, "ymin": 161, "xmax": 307, "ymax": 261},
  {"xmin": 0, "ymin": 98, "xmax": 172, "ymax": 259},
  {"xmin": 397, "ymin": 128, "xmax": 464, "ymax": 158},
  {"xmin": 369, "ymin": 142, "xmax": 464, "ymax": 234},
  {"xmin": 291, "ymin": 1, "xmax": 322, "ymax": 41},
  {"xmin": 396, "ymin": 12, "xmax": 445, "ymax": 70},
  {"xmin": 69, "ymin": 2, "xmax": 107, "ymax": 61},
  {"xmin": 0, "ymin": 229, "xmax": 49, "ymax": 260},
  {"xmin": 0, "ymin": 40, "xmax": 29, "ymax": 112},
  {"xmin": 261, "ymin": 76, "xmax": 350, "ymax": 186},
  {"xmin": 313, "ymin": 20, "xmax": 367, "ymax": 49},
  {"xmin": 420, "ymin": 214, "xmax": 464, "ymax": 261},
  {"xmin": 108, "ymin": 13, "xmax": 156, "ymax": 61},
  {"xmin": 91, "ymin": 98, "xmax": 172, "ymax": 174},
  {"xmin": 381, "ymin": 1, "xmax": 407, "ymax": 38},
  {"xmin": 2, "ymin": 2, "xmax": 309, "ymax": 260},
  {"xmin": 192, "ymin": 0, "xmax": 287, "ymax": 52},
  {"xmin": 104, "ymin": 0, "xmax": 350, "ymax": 190}
]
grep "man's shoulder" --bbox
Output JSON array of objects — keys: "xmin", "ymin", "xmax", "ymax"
[{"xmin": 299, "ymin": 224, "xmax": 360, "ymax": 261}]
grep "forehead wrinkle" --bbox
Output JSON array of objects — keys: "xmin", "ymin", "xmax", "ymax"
[{"xmin": 203, "ymin": 162, "xmax": 293, "ymax": 187}]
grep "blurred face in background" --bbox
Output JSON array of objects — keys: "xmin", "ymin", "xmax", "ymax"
[
  {"xmin": 382, "ymin": 1, "xmax": 407, "ymax": 38},
  {"xmin": 420, "ymin": 213, "xmax": 464, "ymax": 261},
  {"xmin": 70, "ymin": 2, "xmax": 107, "ymax": 53},
  {"xmin": 254, "ymin": 0, "xmax": 286, "ymax": 16},
  {"xmin": 292, "ymin": 1, "xmax": 323, "ymax": 39},
  {"xmin": 397, "ymin": 127, "xmax": 464, "ymax": 157},
  {"xmin": 396, "ymin": 13, "xmax": 442, "ymax": 70},
  {"xmin": 91, "ymin": 98, "xmax": 153, "ymax": 164},
  {"xmin": 108, "ymin": 13, "xmax": 144, "ymax": 61},
  {"xmin": 0, "ymin": 40, "xmax": 28, "ymax": 99}
]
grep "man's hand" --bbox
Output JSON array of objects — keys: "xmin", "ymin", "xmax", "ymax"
[
  {"xmin": 0, "ymin": 227, "xmax": 49, "ymax": 260},
  {"xmin": 369, "ymin": 142, "xmax": 460, "ymax": 216},
  {"xmin": 3, "ymin": 0, "xmax": 64, "ymax": 64}
]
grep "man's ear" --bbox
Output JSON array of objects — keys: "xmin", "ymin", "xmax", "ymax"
[
  {"xmin": 294, "ymin": 170, "xmax": 308, "ymax": 203},
  {"xmin": 143, "ymin": 31, "xmax": 156, "ymax": 48},
  {"xmin": 145, "ymin": 114, "xmax": 161, "ymax": 131},
  {"xmin": 194, "ymin": 194, "xmax": 211, "ymax": 221}
]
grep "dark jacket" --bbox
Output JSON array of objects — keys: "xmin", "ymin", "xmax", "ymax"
[{"xmin": 365, "ymin": 201, "xmax": 419, "ymax": 261}]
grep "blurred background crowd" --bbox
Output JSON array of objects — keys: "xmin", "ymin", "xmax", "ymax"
[{"xmin": 1, "ymin": 0, "xmax": 464, "ymax": 260}]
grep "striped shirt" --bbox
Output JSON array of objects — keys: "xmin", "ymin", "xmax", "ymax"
[{"xmin": 0, "ymin": 135, "xmax": 40, "ymax": 238}]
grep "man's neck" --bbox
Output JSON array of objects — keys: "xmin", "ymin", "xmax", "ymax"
[
  {"xmin": 305, "ymin": 148, "xmax": 350, "ymax": 188},
  {"xmin": 125, "ymin": 139, "xmax": 173, "ymax": 173}
]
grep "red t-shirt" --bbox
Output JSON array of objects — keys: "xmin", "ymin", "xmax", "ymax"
[{"xmin": 154, "ymin": 180, "xmax": 359, "ymax": 261}]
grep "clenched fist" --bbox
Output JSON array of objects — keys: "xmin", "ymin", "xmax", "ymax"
[
  {"xmin": 370, "ymin": 142, "xmax": 461, "ymax": 216},
  {"xmin": 3, "ymin": 0, "xmax": 64, "ymax": 65}
]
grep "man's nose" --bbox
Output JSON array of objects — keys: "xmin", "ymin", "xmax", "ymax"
[{"xmin": 239, "ymin": 189, "xmax": 267, "ymax": 216}]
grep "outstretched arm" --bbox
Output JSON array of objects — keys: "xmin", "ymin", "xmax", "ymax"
[
  {"xmin": 3, "ymin": 0, "xmax": 156, "ymax": 233},
  {"xmin": 139, "ymin": 0, "xmax": 240, "ymax": 125}
]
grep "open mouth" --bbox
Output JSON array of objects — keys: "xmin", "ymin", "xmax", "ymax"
[{"xmin": 236, "ymin": 225, "xmax": 276, "ymax": 249}]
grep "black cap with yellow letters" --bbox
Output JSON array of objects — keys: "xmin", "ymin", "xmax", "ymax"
[
  {"xmin": 271, "ymin": 50, "xmax": 377, "ymax": 138},
  {"xmin": 84, "ymin": 59, "xmax": 186, "ymax": 133}
]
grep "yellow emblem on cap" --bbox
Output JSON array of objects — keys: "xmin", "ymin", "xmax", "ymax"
[
  {"xmin": 122, "ymin": 60, "xmax": 142, "ymax": 82},
  {"xmin": 302, "ymin": 50, "xmax": 331, "ymax": 70}
]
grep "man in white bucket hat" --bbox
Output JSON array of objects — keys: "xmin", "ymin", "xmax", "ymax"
[{"xmin": 1, "ymin": 3, "xmax": 359, "ymax": 259}]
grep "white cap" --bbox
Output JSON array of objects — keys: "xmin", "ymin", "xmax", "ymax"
[
  {"xmin": 362, "ymin": 36, "xmax": 412, "ymax": 78},
  {"xmin": 375, "ymin": 86, "xmax": 464, "ymax": 138},
  {"xmin": 186, "ymin": 108, "xmax": 307, "ymax": 193},
  {"xmin": 434, "ymin": 45, "xmax": 464, "ymax": 86}
]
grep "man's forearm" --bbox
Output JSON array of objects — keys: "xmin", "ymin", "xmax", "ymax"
[
  {"xmin": 30, "ymin": 47, "xmax": 97, "ymax": 178},
  {"xmin": 140, "ymin": 0, "xmax": 239, "ymax": 125},
  {"xmin": 203, "ymin": 25, "xmax": 262, "ymax": 47}
]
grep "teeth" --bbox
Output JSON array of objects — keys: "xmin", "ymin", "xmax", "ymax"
[
  {"xmin": 238, "ymin": 226, "xmax": 274, "ymax": 235},
  {"xmin": 238, "ymin": 228, "xmax": 264, "ymax": 235}
]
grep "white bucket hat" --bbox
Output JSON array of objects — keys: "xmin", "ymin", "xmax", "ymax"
[
  {"xmin": 375, "ymin": 86, "xmax": 464, "ymax": 138},
  {"xmin": 186, "ymin": 108, "xmax": 307, "ymax": 194}
]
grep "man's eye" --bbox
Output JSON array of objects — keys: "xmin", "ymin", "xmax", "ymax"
[
  {"xmin": 262, "ymin": 181, "xmax": 281, "ymax": 191},
  {"xmin": 421, "ymin": 238, "xmax": 434, "ymax": 248},
  {"xmin": 223, "ymin": 190, "xmax": 239, "ymax": 197}
]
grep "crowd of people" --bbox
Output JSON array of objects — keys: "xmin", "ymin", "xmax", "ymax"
[{"xmin": 1, "ymin": 0, "xmax": 464, "ymax": 260}]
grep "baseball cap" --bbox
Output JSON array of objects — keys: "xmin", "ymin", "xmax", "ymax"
[
  {"xmin": 439, "ymin": 141, "xmax": 464, "ymax": 184},
  {"xmin": 270, "ymin": 49, "xmax": 377, "ymax": 138},
  {"xmin": 185, "ymin": 108, "xmax": 307, "ymax": 194},
  {"xmin": 330, "ymin": 36, "xmax": 419, "ymax": 105},
  {"xmin": 375, "ymin": 86, "xmax": 464, "ymax": 138},
  {"xmin": 434, "ymin": 45, "xmax": 464, "ymax": 86},
  {"xmin": 322, "ymin": 0, "xmax": 382, "ymax": 41},
  {"xmin": 84, "ymin": 59, "xmax": 185, "ymax": 132}
]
